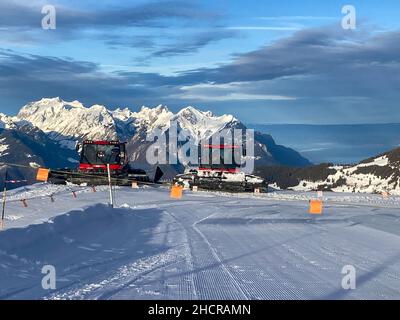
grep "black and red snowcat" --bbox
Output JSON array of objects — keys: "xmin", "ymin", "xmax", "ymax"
[
  {"xmin": 173, "ymin": 143, "xmax": 267, "ymax": 192},
  {"xmin": 49, "ymin": 140, "xmax": 163, "ymax": 186}
]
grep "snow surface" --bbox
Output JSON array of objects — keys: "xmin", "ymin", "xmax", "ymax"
[{"xmin": 1, "ymin": 184, "xmax": 400, "ymax": 300}]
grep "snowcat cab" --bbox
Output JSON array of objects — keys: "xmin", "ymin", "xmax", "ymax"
[
  {"xmin": 173, "ymin": 143, "xmax": 267, "ymax": 193},
  {"xmin": 199, "ymin": 144, "xmax": 242, "ymax": 173},
  {"xmin": 77, "ymin": 140, "xmax": 126, "ymax": 173}
]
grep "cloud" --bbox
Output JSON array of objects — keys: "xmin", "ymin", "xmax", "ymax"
[
  {"xmin": 226, "ymin": 27, "xmax": 300, "ymax": 31},
  {"xmin": 0, "ymin": 0, "xmax": 236, "ymax": 60},
  {"xmin": 173, "ymin": 82, "xmax": 296, "ymax": 101},
  {"xmin": 171, "ymin": 93, "xmax": 295, "ymax": 102},
  {"xmin": 0, "ymin": 49, "xmax": 163, "ymax": 110},
  {"xmin": 150, "ymin": 30, "xmax": 238, "ymax": 57},
  {"xmin": 1, "ymin": 25, "xmax": 400, "ymax": 123},
  {"xmin": 176, "ymin": 26, "xmax": 400, "ymax": 94},
  {"xmin": 256, "ymin": 16, "xmax": 337, "ymax": 21},
  {"xmin": 0, "ymin": 0, "xmax": 217, "ymax": 29},
  {"xmin": 0, "ymin": 0, "xmax": 223, "ymax": 51}
]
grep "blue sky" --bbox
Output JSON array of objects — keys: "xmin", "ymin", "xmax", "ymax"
[{"xmin": 0, "ymin": 0, "xmax": 399, "ymax": 124}]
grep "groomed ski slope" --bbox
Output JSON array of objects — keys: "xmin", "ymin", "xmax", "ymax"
[{"xmin": 1, "ymin": 184, "xmax": 400, "ymax": 300}]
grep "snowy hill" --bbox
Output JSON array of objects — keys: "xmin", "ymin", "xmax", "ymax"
[{"xmin": 256, "ymin": 148, "xmax": 400, "ymax": 195}]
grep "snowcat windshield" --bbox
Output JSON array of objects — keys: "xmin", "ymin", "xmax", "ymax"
[{"xmin": 80, "ymin": 144, "xmax": 121, "ymax": 165}]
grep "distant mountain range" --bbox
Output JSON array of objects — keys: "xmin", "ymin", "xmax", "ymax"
[
  {"xmin": 0, "ymin": 98, "xmax": 310, "ymax": 187},
  {"xmin": 250, "ymin": 124, "xmax": 400, "ymax": 164}
]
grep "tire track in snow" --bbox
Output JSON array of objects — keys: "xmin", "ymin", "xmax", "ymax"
[
  {"xmin": 192, "ymin": 212, "xmax": 250, "ymax": 300},
  {"xmin": 163, "ymin": 200, "xmax": 251, "ymax": 300}
]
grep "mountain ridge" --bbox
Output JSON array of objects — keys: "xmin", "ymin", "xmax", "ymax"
[{"xmin": 0, "ymin": 97, "xmax": 311, "ymax": 185}]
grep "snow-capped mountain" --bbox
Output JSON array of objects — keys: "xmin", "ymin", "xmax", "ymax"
[
  {"xmin": 1, "ymin": 97, "xmax": 310, "ymax": 184},
  {"xmin": 256, "ymin": 148, "xmax": 400, "ymax": 195},
  {"xmin": 16, "ymin": 98, "xmax": 241, "ymax": 148},
  {"xmin": 17, "ymin": 98, "xmax": 118, "ymax": 148}
]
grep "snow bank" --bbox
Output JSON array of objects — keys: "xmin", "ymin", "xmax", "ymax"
[{"xmin": 0, "ymin": 203, "xmax": 166, "ymax": 299}]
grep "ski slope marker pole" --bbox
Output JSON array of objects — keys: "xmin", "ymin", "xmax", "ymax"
[
  {"xmin": 107, "ymin": 164, "xmax": 114, "ymax": 208},
  {"xmin": 1, "ymin": 170, "xmax": 8, "ymax": 229}
]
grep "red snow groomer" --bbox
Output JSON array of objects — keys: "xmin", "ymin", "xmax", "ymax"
[
  {"xmin": 173, "ymin": 143, "xmax": 267, "ymax": 192},
  {"xmin": 48, "ymin": 140, "xmax": 162, "ymax": 186}
]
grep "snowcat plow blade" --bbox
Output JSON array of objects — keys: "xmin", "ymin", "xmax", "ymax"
[
  {"xmin": 48, "ymin": 169, "xmax": 151, "ymax": 186},
  {"xmin": 173, "ymin": 172, "xmax": 268, "ymax": 193}
]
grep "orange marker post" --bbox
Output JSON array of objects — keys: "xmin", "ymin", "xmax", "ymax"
[
  {"xmin": 309, "ymin": 199, "xmax": 323, "ymax": 215},
  {"xmin": 36, "ymin": 168, "xmax": 50, "ymax": 182},
  {"xmin": 170, "ymin": 185, "xmax": 183, "ymax": 199}
]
